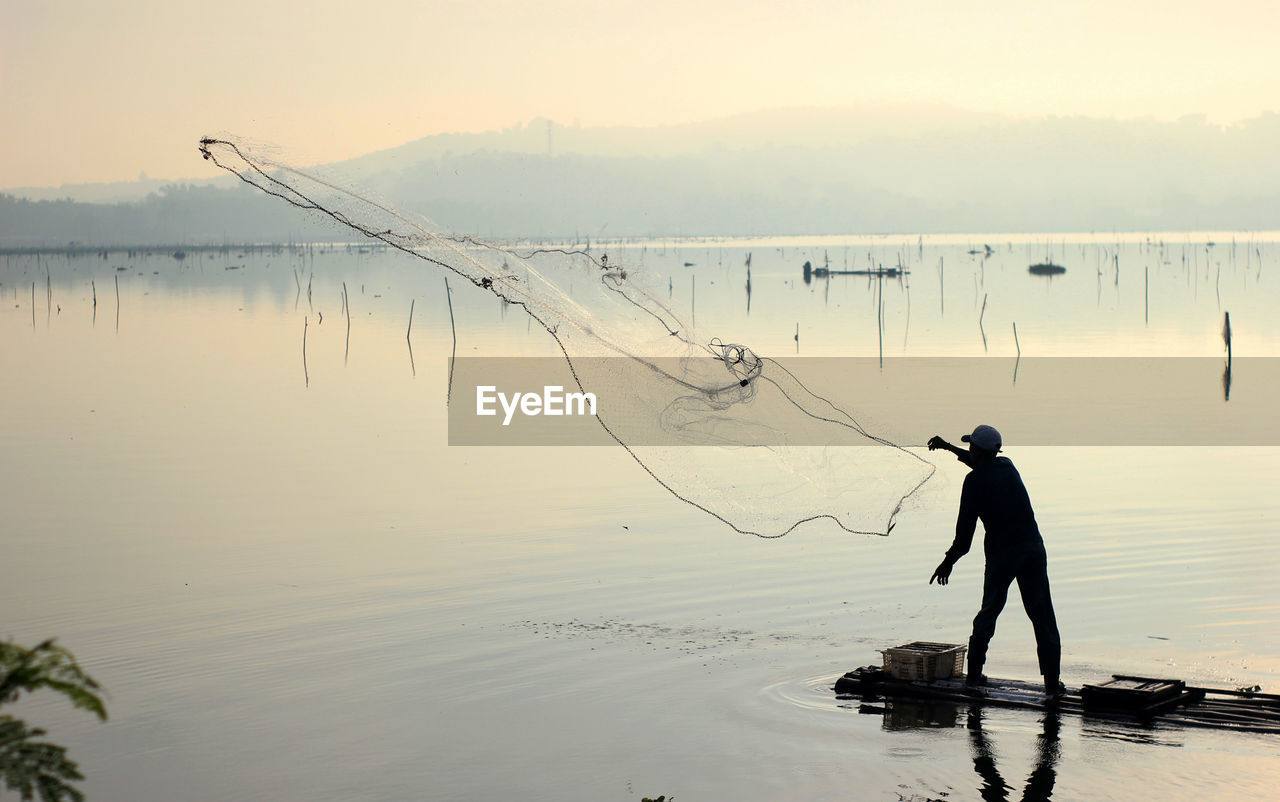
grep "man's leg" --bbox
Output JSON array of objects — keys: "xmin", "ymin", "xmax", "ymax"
[
  {"xmin": 969, "ymin": 561, "xmax": 1016, "ymax": 680},
  {"xmin": 1016, "ymin": 546, "xmax": 1062, "ymax": 685}
]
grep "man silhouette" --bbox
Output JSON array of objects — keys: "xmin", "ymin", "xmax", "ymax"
[{"xmin": 928, "ymin": 425, "xmax": 1063, "ymax": 698}]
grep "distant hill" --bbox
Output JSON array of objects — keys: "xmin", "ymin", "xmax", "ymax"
[
  {"xmin": 4, "ymin": 107, "xmax": 1279, "ymax": 245},
  {"xmin": 0, "ymin": 184, "xmax": 341, "ymax": 247},
  {"xmin": 4, "ymin": 175, "xmax": 236, "ymax": 204}
]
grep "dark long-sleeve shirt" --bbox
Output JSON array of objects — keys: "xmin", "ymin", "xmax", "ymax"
[{"xmin": 945, "ymin": 456, "xmax": 1042, "ymax": 564}]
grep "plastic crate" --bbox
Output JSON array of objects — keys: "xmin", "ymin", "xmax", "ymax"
[{"xmin": 881, "ymin": 642, "xmax": 967, "ymax": 681}]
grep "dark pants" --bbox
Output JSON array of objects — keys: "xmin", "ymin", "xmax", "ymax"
[{"xmin": 968, "ymin": 543, "xmax": 1061, "ymax": 679}]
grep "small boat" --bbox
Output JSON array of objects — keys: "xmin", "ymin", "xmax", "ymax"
[
  {"xmin": 803, "ymin": 261, "xmax": 908, "ymax": 281},
  {"xmin": 1028, "ymin": 262, "xmax": 1066, "ymax": 276}
]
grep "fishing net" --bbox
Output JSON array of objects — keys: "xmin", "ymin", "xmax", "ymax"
[{"xmin": 198, "ymin": 137, "xmax": 935, "ymax": 537}]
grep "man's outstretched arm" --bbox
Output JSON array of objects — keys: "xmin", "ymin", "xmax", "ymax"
[{"xmin": 927, "ymin": 435, "xmax": 974, "ymax": 468}]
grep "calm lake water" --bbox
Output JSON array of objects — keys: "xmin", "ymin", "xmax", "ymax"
[{"xmin": 3, "ymin": 233, "xmax": 1280, "ymax": 801}]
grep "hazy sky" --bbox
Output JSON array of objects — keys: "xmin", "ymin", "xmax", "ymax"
[{"xmin": 2, "ymin": 0, "xmax": 1277, "ymax": 188}]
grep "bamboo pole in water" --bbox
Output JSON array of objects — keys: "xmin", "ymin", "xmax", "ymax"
[
  {"xmin": 343, "ymin": 281, "xmax": 351, "ymax": 365},
  {"xmin": 407, "ymin": 299, "xmax": 416, "ymax": 377},
  {"xmin": 1223, "ymin": 311, "xmax": 1232, "ymax": 368},
  {"xmin": 302, "ymin": 316, "xmax": 310, "ymax": 387},
  {"xmin": 1012, "ymin": 322, "xmax": 1021, "ymax": 384},
  {"xmin": 445, "ymin": 276, "xmax": 457, "ymax": 404},
  {"xmin": 978, "ymin": 293, "xmax": 988, "ymax": 351},
  {"xmin": 877, "ymin": 275, "xmax": 884, "ymax": 368}
]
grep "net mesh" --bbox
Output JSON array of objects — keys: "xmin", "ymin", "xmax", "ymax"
[{"xmin": 199, "ymin": 136, "xmax": 935, "ymax": 537}]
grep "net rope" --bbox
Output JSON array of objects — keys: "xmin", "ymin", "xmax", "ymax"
[{"xmin": 199, "ymin": 136, "xmax": 936, "ymax": 537}]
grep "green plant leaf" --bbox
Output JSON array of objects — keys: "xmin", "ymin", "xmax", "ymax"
[
  {"xmin": 0, "ymin": 715, "xmax": 86, "ymax": 802},
  {"xmin": 0, "ymin": 640, "xmax": 107, "ymax": 722}
]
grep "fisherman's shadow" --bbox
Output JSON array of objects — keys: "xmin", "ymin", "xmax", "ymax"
[{"xmin": 873, "ymin": 702, "xmax": 1060, "ymax": 802}]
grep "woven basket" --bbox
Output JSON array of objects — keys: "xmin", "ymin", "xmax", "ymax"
[{"xmin": 881, "ymin": 642, "xmax": 967, "ymax": 681}]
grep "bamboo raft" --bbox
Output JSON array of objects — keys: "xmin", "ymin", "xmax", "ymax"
[{"xmin": 835, "ymin": 665, "xmax": 1280, "ymax": 735}]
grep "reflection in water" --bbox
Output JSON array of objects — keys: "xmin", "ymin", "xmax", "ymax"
[
  {"xmin": 873, "ymin": 702, "xmax": 1060, "ymax": 802},
  {"xmin": 967, "ymin": 707, "xmax": 1060, "ymax": 802},
  {"xmin": 4, "ymin": 238, "xmax": 1280, "ymax": 800},
  {"xmin": 874, "ymin": 700, "xmax": 959, "ymax": 731}
]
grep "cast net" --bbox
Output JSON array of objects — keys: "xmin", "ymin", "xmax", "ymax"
[{"xmin": 199, "ymin": 136, "xmax": 935, "ymax": 537}]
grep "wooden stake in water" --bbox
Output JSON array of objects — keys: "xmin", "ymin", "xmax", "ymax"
[
  {"xmin": 445, "ymin": 276, "xmax": 457, "ymax": 405},
  {"xmin": 1012, "ymin": 322, "xmax": 1021, "ymax": 384},
  {"xmin": 407, "ymin": 298, "xmax": 416, "ymax": 377},
  {"xmin": 877, "ymin": 275, "xmax": 884, "ymax": 369},
  {"xmin": 1223, "ymin": 311, "xmax": 1232, "ymax": 402},
  {"xmin": 1223, "ymin": 311, "xmax": 1232, "ymax": 369},
  {"xmin": 114, "ymin": 274, "xmax": 120, "ymax": 331},
  {"xmin": 342, "ymin": 281, "xmax": 351, "ymax": 365},
  {"xmin": 302, "ymin": 316, "xmax": 310, "ymax": 388},
  {"xmin": 978, "ymin": 293, "xmax": 988, "ymax": 352}
]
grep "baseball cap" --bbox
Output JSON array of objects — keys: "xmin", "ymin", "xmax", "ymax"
[{"xmin": 961, "ymin": 424, "xmax": 1002, "ymax": 452}]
